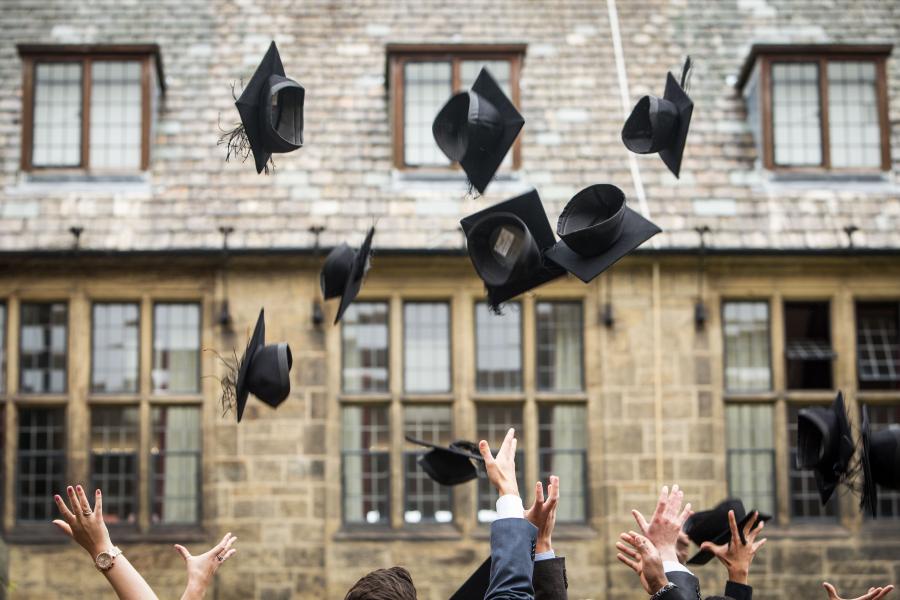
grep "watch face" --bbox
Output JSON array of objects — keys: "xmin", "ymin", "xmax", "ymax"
[{"xmin": 97, "ymin": 552, "xmax": 113, "ymax": 570}]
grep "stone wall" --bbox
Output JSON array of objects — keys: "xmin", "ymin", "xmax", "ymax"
[{"xmin": 1, "ymin": 254, "xmax": 898, "ymax": 599}]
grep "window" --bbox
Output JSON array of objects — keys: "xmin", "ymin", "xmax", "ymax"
[
  {"xmin": 476, "ymin": 404, "xmax": 525, "ymax": 522},
  {"xmin": 404, "ymin": 302, "xmax": 450, "ymax": 393},
  {"xmin": 737, "ymin": 45, "xmax": 890, "ymax": 171},
  {"xmin": 475, "ymin": 301, "xmax": 522, "ymax": 392},
  {"xmin": 92, "ymin": 302, "xmax": 140, "ymax": 394},
  {"xmin": 788, "ymin": 405, "xmax": 839, "ymax": 521},
  {"xmin": 856, "ymin": 302, "xmax": 900, "ymax": 390},
  {"xmin": 152, "ymin": 303, "xmax": 200, "ymax": 394},
  {"xmin": 861, "ymin": 403, "xmax": 900, "ymax": 519},
  {"xmin": 150, "ymin": 406, "xmax": 201, "ymax": 525},
  {"xmin": 18, "ymin": 44, "xmax": 164, "ymax": 171},
  {"xmin": 388, "ymin": 45, "xmax": 524, "ymax": 170},
  {"xmin": 403, "ymin": 405, "xmax": 453, "ymax": 524},
  {"xmin": 723, "ymin": 301, "xmax": 772, "ymax": 393},
  {"xmin": 342, "ymin": 405, "xmax": 390, "ymax": 525},
  {"xmin": 91, "ymin": 406, "xmax": 139, "ymax": 524},
  {"xmin": 342, "ymin": 302, "xmax": 389, "ymax": 393},
  {"xmin": 539, "ymin": 404, "xmax": 587, "ymax": 522},
  {"xmin": 725, "ymin": 404, "xmax": 776, "ymax": 516},
  {"xmin": 784, "ymin": 301, "xmax": 834, "ymax": 390},
  {"xmin": 16, "ymin": 407, "xmax": 66, "ymax": 523},
  {"xmin": 536, "ymin": 302, "xmax": 584, "ymax": 392},
  {"xmin": 19, "ymin": 302, "xmax": 67, "ymax": 394}
]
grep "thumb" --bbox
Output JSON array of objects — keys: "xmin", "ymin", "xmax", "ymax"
[
  {"xmin": 478, "ymin": 440, "xmax": 496, "ymax": 467},
  {"xmin": 823, "ymin": 582, "xmax": 838, "ymax": 600},
  {"xmin": 52, "ymin": 519, "xmax": 73, "ymax": 537},
  {"xmin": 174, "ymin": 544, "xmax": 191, "ymax": 561},
  {"xmin": 700, "ymin": 541, "xmax": 721, "ymax": 555}
]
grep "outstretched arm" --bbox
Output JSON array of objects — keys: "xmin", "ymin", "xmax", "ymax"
[{"xmin": 53, "ymin": 485, "xmax": 159, "ymax": 600}]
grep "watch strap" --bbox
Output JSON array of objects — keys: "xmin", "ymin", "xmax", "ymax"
[{"xmin": 651, "ymin": 583, "xmax": 677, "ymax": 600}]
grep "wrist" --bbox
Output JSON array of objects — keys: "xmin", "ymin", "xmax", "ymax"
[
  {"xmin": 499, "ymin": 488, "xmax": 519, "ymax": 498},
  {"xmin": 536, "ymin": 539, "xmax": 552, "ymax": 554},
  {"xmin": 728, "ymin": 569, "xmax": 749, "ymax": 585},
  {"xmin": 657, "ymin": 546, "xmax": 678, "ymax": 563}
]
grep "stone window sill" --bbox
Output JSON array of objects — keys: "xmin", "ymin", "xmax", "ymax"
[
  {"xmin": 763, "ymin": 523, "xmax": 848, "ymax": 539},
  {"xmin": 334, "ymin": 523, "xmax": 462, "ymax": 542},
  {"xmin": 471, "ymin": 523, "xmax": 597, "ymax": 540},
  {"xmin": 3, "ymin": 523, "xmax": 207, "ymax": 545},
  {"xmin": 7, "ymin": 172, "xmax": 152, "ymax": 197}
]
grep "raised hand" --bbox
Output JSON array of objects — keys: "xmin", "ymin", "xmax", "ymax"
[
  {"xmin": 700, "ymin": 510, "xmax": 767, "ymax": 585},
  {"xmin": 52, "ymin": 484, "xmax": 114, "ymax": 558},
  {"xmin": 479, "ymin": 428, "xmax": 520, "ymax": 497},
  {"xmin": 631, "ymin": 484, "xmax": 693, "ymax": 562},
  {"xmin": 525, "ymin": 476, "xmax": 559, "ymax": 554},
  {"xmin": 823, "ymin": 583, "xmax": 895, "ymax": 600},
  {"xmin": 616, "ymin": 531, "xmax": 669, "ymax": 595},
  {"xmin": 176, "ymin": 533, "xmax": 238, "ymax": 600}
]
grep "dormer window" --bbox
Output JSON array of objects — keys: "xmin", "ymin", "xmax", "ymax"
[
  {"xmin": 18, "ymin": 44, "xmax": 165, "ymax": 173},
  {"xmin": 737, "ymin": 44, "xmax": 891, "ymax": 173}
]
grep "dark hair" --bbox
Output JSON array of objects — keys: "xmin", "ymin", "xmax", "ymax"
[{"xmin": 344, "ymin": 566, "xmax": 417, "ymax": 600}]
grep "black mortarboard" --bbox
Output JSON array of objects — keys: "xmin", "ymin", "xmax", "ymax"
[
  {"xmin": 622, "ymin": 57, "xmax": 694, "ymax": 178},
  {"xmin": 861, "ymin": 405, "xmax": 900, "ymax": 518},
  {"xmin": 450, "ymin": 558, "xmax": 491, "ymax": 600},
  {"xmin": 235, "ymin": 308, "xmax": 293, "ymax": 422},
  {"xmin": 684, "ymin": 499, "xmax": 771, "ymax": 565},
  {"xmin": 460, "ymin": 189, "xmax": 565, "ymax": 309},
  {"xmin": 405, "ymin": 436, "xmax": 485, "ymax": 486},
  {"xmin": 544, "ymin": 184, "xmax": 661, "ymax": 282},
  {"xmin": 796, "ymin": 391, "xmax": 855, "ymax": 505},
  {"xmin": 224, "ymin": 41, "xmax": 305, "ymax": 174},
  {"xmin": 433, "ymin": 67, "xmax": 524, "ymax": 194},
  {"xmin": 320, "ymin": 226, "xmax": 375, "ymax": 325}
]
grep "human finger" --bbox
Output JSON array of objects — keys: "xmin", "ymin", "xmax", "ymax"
[
  {"xmin": 94, "ymin": 489, "xmax": 103, "ymax": 518},
  {"xmin": 653, "ymin": 486, "xmax": 668, "ymax": 520},
  {"xmin": 548, "ymin": 475, "xmax": 559, "ymax": 502},
  {"xmin": 700, "ymin": 541, "xmax": 726, "ymax": 557},
  {"xmin": 616, "ymin": 553, "xmax": 641, "ymax": 574},
  {"xmin": 751, "ymin": 538, "xmax": 767, "ymax": 553},
  {"xmin": 76, "ymin": 485, "xmax": 92, "ymax": 512},
  {"xmin": 507, "ymin": 436, "xmax": 518, "ymax": 462},
  {"xmin": 66, "ymin": 485, "xmax": 82, "ymax": 515},
  {"xmin": 615, "ymin": 541, "xmax": 640, "ymax": 559},
  {"xmin": 728, "ymin": 510, "xmax": 741, "ymax": 545},
  {"xmin": 213, "ymin": 532, "xmax": 232, "ymax": 554},
  {"xmin": 822, "ymin": 582, "xmax": 839, "ymax": 600},
  {"xmin": 632, "ymin": 509, "xmax": 650, "ymax": 535},
  {"xmin": 222, "ymin": 535, "xmax": 238, "ymax": 553},
  {"xmin": 747, "ymin": 516, "xmax": 765, "ymax": 542},
  {"xmin": 534, "ymin": 481, "xmax": 544, "ymax": 506},
  {"xmin": 174, "ymin": 544, "xmax": 191, "ymax": 561},
  {"xmin": 677, "ymin": 502, "xmax": 692, "ymax": 526},
  {"xmin": 52, "ymin": 519, "xmax": 73, "ymax": 537},
  {"xmin": 220, "ymin": 548, "xmax": 237, "ymax": 562},
  {"xmin": 873, "ymin": 586, "xmax": 895, "ymax": 600},
  {"xmin": 498, "ymin": 428, "xmax": 515, "ymax": 458},
  {"xmin": 478, "ymin": 440, "xmax": 496, "ymax": 467},
  {"xmin": 54, "ymin": 494, "xmax": 76, "ymax": 523}
]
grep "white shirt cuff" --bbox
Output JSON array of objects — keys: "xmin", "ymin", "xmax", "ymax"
[
  {"xmin": 534, "ymin": 550, "xmax": 555, "ymax": 561},
  {"xmin": 495, "ymin": 494, "xmax": 525, "ymax": 519},
  {"xmin": 663, "ymin": 560, "xmax": 694, "ymax": 576}
]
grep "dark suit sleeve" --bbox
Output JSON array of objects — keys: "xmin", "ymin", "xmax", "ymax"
[
  {"xmin": 725, "ymin": 581, "xmax": 753, "ymax": 600},
  {"xmin": 533, "ymin": 557, "xmax": 567, "ymax": 600},
  {"xmin": 485, "ymin": 518, "xmax": 538, "ymax": 600},
  {"xmin": 662, "ymin": 570, "xmax": 701, "ymax": 600}
]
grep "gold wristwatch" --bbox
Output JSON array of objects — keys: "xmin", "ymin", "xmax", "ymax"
[{"xmin": 95, "ymin": 546, "xmax": 123, "ymax": 572}]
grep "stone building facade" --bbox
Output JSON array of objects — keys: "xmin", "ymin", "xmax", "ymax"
[{"xmin": 0, "ymin": 1, "xmax": 899, "ymax": 599}]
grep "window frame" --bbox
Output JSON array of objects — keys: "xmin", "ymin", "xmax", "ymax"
[
  {"xmin": 742, "ymin": 45, "xmax": 892, "ymax": 173},
  {"xmin": 721, "ymin": 299, "xmax": 773, "ymax": 395},
  {"xmin": 387, "ymin": 44, "xmax": 526, "ymax": 172},
  {"xmin": 17, "ymin": 44, "xmax": 165, "ymax": 173},
  {"xmin": 151, "ymin": 301, "xmax": 203, "ymax": 396},
  {"xmin": 18, "ymin": 300, "xmax": 69, "ymax": 396},
  {"xmin": 90, "ymin": 301, "xmax": 142, "ymax": 395},
  {"xmin": 402, "ymin": 300, "xmax": 453, "ymax": 395}
]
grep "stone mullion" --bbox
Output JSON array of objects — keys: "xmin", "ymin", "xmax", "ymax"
[
  {"xmin": 769, "ymin": 293, "xmax": 790, "ymax": 524},
  {"xmin": 3, "ymin": 295, "xmax": 19, "ymax": 531},
  {"xmin": 453, "ymin": 288, "xmax": 473, "ymax": 532},
  {"xmin": 521, "ymin": 295, "xmax": 539, "ymax": 495},
  {"xmin": 833, "ymin": 287, "xmax": 859, "ymax": 530},
  {"xmin": 388, "ymin": 294, "xmax": 404, "ymax": 529},
  {"xmin": 138, "ymin": 295, "xmax": 153, "ymax": 532},
  {"xmin": 68, "ymin": 289, "xmax": 90, "ymax": 498}
]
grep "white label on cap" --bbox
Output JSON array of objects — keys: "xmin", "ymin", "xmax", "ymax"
[{"xmin": 493, "ymin": 227, "xmax": 516, "ymax": 257}]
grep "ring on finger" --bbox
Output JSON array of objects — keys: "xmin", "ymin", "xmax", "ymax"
[
  {"xmin": 82, "ymin": 509, "xmax": 93, "ymax": 516},
  {"xmin": 216, "ymin": 555, "xmax": 225, "ymax": 562}
]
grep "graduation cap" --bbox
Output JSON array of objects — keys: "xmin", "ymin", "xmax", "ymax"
[
  {"xmin": 544, "ymin": 184, "xmax": 661, "ymax": 282},
  {"xmin": 683, "ymin": 499, "xmax": 772, "ymax": 565},
  {"xmin": 320, "ymin": 226, "xmax": 375, "ymax": 325},
  {"xmin": 405, "ymin": 436, "xmax": 485, "ymax": 486},
  {"xmin": 234, "ymin": 309, "xmax": 293, "ymax": 422},
  {"xmin": 221, "ymin": 41, "xmax": 305, "ymax": 173},
  {"xmin": 450, "ymin": 558, "xmax": 491, "ymax": 600},
  {"xmin": 796, "ymin": 391, "xmax": 855, "ymax": 505},
  {"xmin": 621, "ymin": 57, "xmax": 694, "ymax": 178},
  {"xmin": 861, "ymin": 405, "xmax": 900, "ymax": 518},
  {"xmin": 460, "ymin": 189, "xmax": 565, "ymax": 310},
  {"xmin": 433, "ymin": 67, "xmax": 524, "ymax": 194}
]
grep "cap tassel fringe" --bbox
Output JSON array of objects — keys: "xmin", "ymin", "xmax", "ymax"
[
  {"xmin": 217, "ymin": 81, "xmax": 275, "ymax": 174},
  {"xmin": 205, "ymin": 347, "xmax": 239, "ymax": 417}
]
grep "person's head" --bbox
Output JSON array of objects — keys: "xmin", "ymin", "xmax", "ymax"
[{"xmin": 344, "ymin": 566, "xmax": 417, "ymax": 600}]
